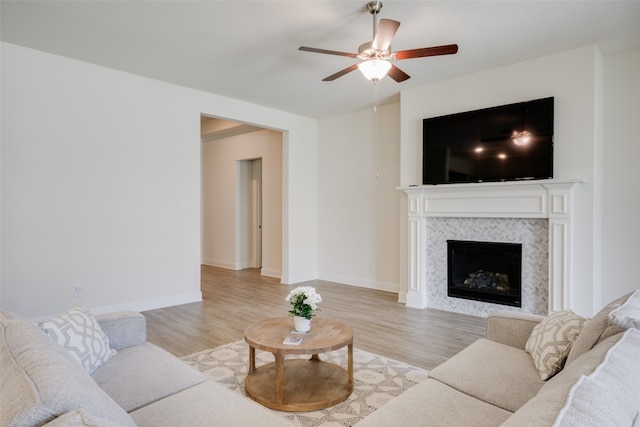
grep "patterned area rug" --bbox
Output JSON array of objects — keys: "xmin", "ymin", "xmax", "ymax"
[{"xmin": 181, "ymin": 340, "xmax": 428, "ymax": 427}]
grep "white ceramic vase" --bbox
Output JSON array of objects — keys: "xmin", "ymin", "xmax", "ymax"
[{"xmin": 293, "ymin": 316, "xmax": 311, "ymax": 332}]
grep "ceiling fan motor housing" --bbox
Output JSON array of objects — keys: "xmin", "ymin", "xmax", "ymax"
[{"xmin": 357, "ymin": 41, "xmax": 392, "ymax": 60}]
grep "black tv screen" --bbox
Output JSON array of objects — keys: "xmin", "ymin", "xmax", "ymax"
[{"xmin": 422, "ymin": 97, "xmax": 554, "ymax": 184}]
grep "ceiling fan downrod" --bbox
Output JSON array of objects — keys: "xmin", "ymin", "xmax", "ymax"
[{"xmin": 367, "ymin": 1, "xmax": 383, "ymax": 38}]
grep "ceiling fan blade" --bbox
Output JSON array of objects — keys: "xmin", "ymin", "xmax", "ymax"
[
  {"xmin": 322, "ymin": 64, "xmax": 360, "ymax": 81},
  {"xmin": 299, "ymin": 46, "xmax": 357, "ymax": 58},
  {"xmin": 387, "ymin": 64, "xmax": 410, "ymax": 82},
  {"xmin": 394, "ymin": 44, "xmax": 459, "ymax": 60},
  {"xmin": 372, "ymin": 19, "xmax": 400, "ymax": 51}
]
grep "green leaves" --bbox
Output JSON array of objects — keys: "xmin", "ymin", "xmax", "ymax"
[{"xmin": 285, "ymin": 286, "xmax": 322, "ymax": 320}]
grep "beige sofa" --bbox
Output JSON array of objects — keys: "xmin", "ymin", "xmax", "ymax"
[
  {"xmin": 4, "ymin": 290, "xmax": 640, "ymax": 427},
  {"xmin": 356, "ymin": 290, "xmax": 640, "ymax": 426},
  {"xmin": 1, "ymin": 309, "xmax": 294, "ymax": 427}
]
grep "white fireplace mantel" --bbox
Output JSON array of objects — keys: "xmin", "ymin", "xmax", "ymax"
[{"xmin": 399, "ymin": 179, "xmax": 584, "ymax": 314}]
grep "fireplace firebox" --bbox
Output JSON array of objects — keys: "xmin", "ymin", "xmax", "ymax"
[{"xmin": 447, "ymin": 240, "xmax": 522, "ymax": 307}]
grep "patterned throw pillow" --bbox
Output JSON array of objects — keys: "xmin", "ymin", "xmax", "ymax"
[
  {"xmin": 38, "ymin": 306, "xmax": 116, "ymax": 374},
  {"xmin": 526, "ymin": 310, "xmax": 586, "ymax": 380}
]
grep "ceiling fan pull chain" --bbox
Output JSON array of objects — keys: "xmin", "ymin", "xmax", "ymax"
[
  {"xmin": 374, "ymin": 82, "xmax": 380, "ymax": 178},
  {"xmin": 373, "ymin": 79, "xmax": 379, "ymax": 113}
]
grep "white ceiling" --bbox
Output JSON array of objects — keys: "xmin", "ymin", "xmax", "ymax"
[{"xmin": 2, "ymin": 1, "xmax": 640, "ymax": 119}]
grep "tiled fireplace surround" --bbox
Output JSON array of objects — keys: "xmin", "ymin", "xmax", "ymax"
[{"xmin": 401, "ymin": 179, "xmax": 582, "ymax": 317}]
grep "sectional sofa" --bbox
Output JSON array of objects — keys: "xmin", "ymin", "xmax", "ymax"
[
  {"xmin": 2, "ymin": 290, "xmax": 639, "ymax": 426},
  {"xmin": 356, "ymin": 290, "xmax": 640, "ymax": 426},
  {"xmin": 1, "ymin": 308, "xmax": 293, "ymax": 427}
]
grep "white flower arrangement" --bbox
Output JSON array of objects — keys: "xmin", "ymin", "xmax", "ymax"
[{"xmin": 285, "ymin": 286, "xmax": 322, "ymax": 320}]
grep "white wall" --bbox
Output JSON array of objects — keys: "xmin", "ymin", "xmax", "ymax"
[
  {"xmin": 602, "ymin": 49, "xmax": 640, "ymax": 305},
  {"xmin": 201, "ymin": 129, "xmax": 282, "ymax": 278},
  {"xmin": 400, "ymin": 45, "xmax": 605, "ymax": 316},
  {"xmin": 0, "ymin": 42, "xmax": 317, "ymax": 318},
  {"xmin": 4, "ymin": 40, "xmax": 636, "ymax": 320},
  {"xmin": 317, "ymin": 102, "xmax": 401, "ymax": 292}
]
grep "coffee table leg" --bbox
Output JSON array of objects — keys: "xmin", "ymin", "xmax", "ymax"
[
  {"xmin": 274, "ymin": 353, "xmax": 285, "ymax": 404},
  {"xmin": 248, "ymin": 346, "xmax": 256, "ymax": 374},
  {"xmin": 348, "ymin": 343, "xmax": 354, "ymax": 389}
]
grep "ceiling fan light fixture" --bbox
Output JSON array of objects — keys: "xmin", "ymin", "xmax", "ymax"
[{"xmin": 358, "ymin": 59, "xmax": 392, "ymax": 81}]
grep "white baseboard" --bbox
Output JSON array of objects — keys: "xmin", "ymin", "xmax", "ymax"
[
  {"xmin": 397, "ymin": 291, "xmax": 407, "ymax": 304},
  {"xmin": 90, "ymin": 291, "xmax": 203, "ymax": 316},
  {"xmin": 316, "ymin": 272, "xmax": 400, "ymax": 294},
  {"xmin": 280, "ymin": 272, "xmax": 317, "ymax": 285},
  {"xmin": 260, "ymin": 267, "xmax": 281, "ymax": 279},
  {"xmin": 202, "ymin": 259, "xmax": 236, "ymax": 270},
  {"xmin": 202, "ymin": 260, "xmax": 281, "ymax": 280},
  {"xmin": 237, "ymin": 260, "xmax": 254, "ymax": 270},
  {"xmin": 203, "ymin": 259, "xmax": 266, "ymax": 271}
]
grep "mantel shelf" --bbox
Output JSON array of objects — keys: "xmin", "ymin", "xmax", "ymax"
[
  {"xmin": 398, "ymin": 178, "xmax": 585, "ymax": 193},
  {"xmin": 398, "ymin": 179, "xmax": 585, "ymax": 219}
]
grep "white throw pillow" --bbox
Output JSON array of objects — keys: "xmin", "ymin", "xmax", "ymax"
[
  {"xmin": 526, "ymin": 310, "xmax": 586, "ymax": 380},
  {"xmin": 609, "ymin": 289, "xmax": 640, "ymax": 330},
  {"xmin": 553, "ymin": 329, "xmax": 640, "ymax": 427},
  {"xmin": 38, "ymin": 306, "xmax": 116, "ymax": 374}
]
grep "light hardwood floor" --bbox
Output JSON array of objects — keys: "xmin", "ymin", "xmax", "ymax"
[{"xmin": 143, "ymin": 265, "xmax": 486, "ymax": 370}]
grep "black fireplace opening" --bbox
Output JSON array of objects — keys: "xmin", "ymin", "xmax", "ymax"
[{"xmin": 447, "ymin": 240, "xmax": 522, "ymax": 307}]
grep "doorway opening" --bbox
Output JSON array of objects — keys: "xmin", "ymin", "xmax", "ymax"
[{"xmin": 200, "ymin": 115, "xmax": 282, "ymax": 278}]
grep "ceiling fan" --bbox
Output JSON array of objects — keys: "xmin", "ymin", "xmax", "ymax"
[{"xmin": 299, "ymin": 1, "xmax": 458, "ymax": 83}]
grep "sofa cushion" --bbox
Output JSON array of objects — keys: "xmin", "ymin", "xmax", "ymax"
[
  {"xmin": 609, "ymin": 289, "xmax": 640, "ymax": 329},
  {"xmin": 130, "ymin": 381, "xmax": 295, "ymax": 427},
  {"xmin": 95, "ymin": 311, "xmax": 147, "ymax": 351},
  {"xmin": 43, "ymin": 410, "xmax": 126, "ymax": 427},
  {"xmin": 525, "ymin": 310, "xmax": 586, "ymax": 380},
  {"xmin": 0, "ymin": 309, "xmax": 18, "ymax": 322},
  {"xmin": 91, "ymin": 342, "xmax": 206, "ymax": 412},
  {"xmin": 428, "ymin": 338, "xmax": 544, "ymax": 412},
  {"xmin": 553, "ymin": 328, "xmax": 640, "ymax": 426},
  {"xmin": 354, "ymin": 378, "xmax": 512, "ymax": 427},
  {"xmin": 565, "ymin": 291, "xmax": 635, "ymax": 365},
  {"xmin": 38, "ymin": 306, "xmax": 116, "ymax": 374},
  {"xmin": 501, "ymin": 331, "xmax": 624, "ymax": 427},
  {"xmin": 0, "ymin": 317, "xmax": 135, "ymax": 427}
]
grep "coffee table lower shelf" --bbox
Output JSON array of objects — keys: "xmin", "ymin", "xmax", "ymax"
[{"xmin": 244, "ymin": 358, "xmax": 352, "ymax": 412}]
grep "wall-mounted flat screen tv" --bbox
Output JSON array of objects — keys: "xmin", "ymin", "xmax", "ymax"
[{"xmin": 422, "ymin": 97, "xmax": 554, "ymax": 184}]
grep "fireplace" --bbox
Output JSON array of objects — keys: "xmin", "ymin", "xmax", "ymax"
[
  {"xmin": 401, "ymin": 180, "xmax": 582, "ymax": 315},
  {"xmin": 447, "ymin": 240, "xmax": 522, "ymax": 307}
]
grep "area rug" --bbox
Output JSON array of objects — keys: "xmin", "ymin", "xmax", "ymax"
[{"xmin": 181, "ymin": 340, "xmax": 428, "ymax": 427}]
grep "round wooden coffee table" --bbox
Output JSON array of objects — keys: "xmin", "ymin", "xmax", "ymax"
[{"xmin": 243, "ymin": 317, "xmax": 354, "ymax": 412}]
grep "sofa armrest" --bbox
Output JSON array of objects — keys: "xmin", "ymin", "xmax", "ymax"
[
  {"xmin": 96, "ymin": 311, "xmax": 146, "ymax": 350},
  {"xmin": 486, "ymin": 310, "xmax": 545, "ymax": 350}
]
